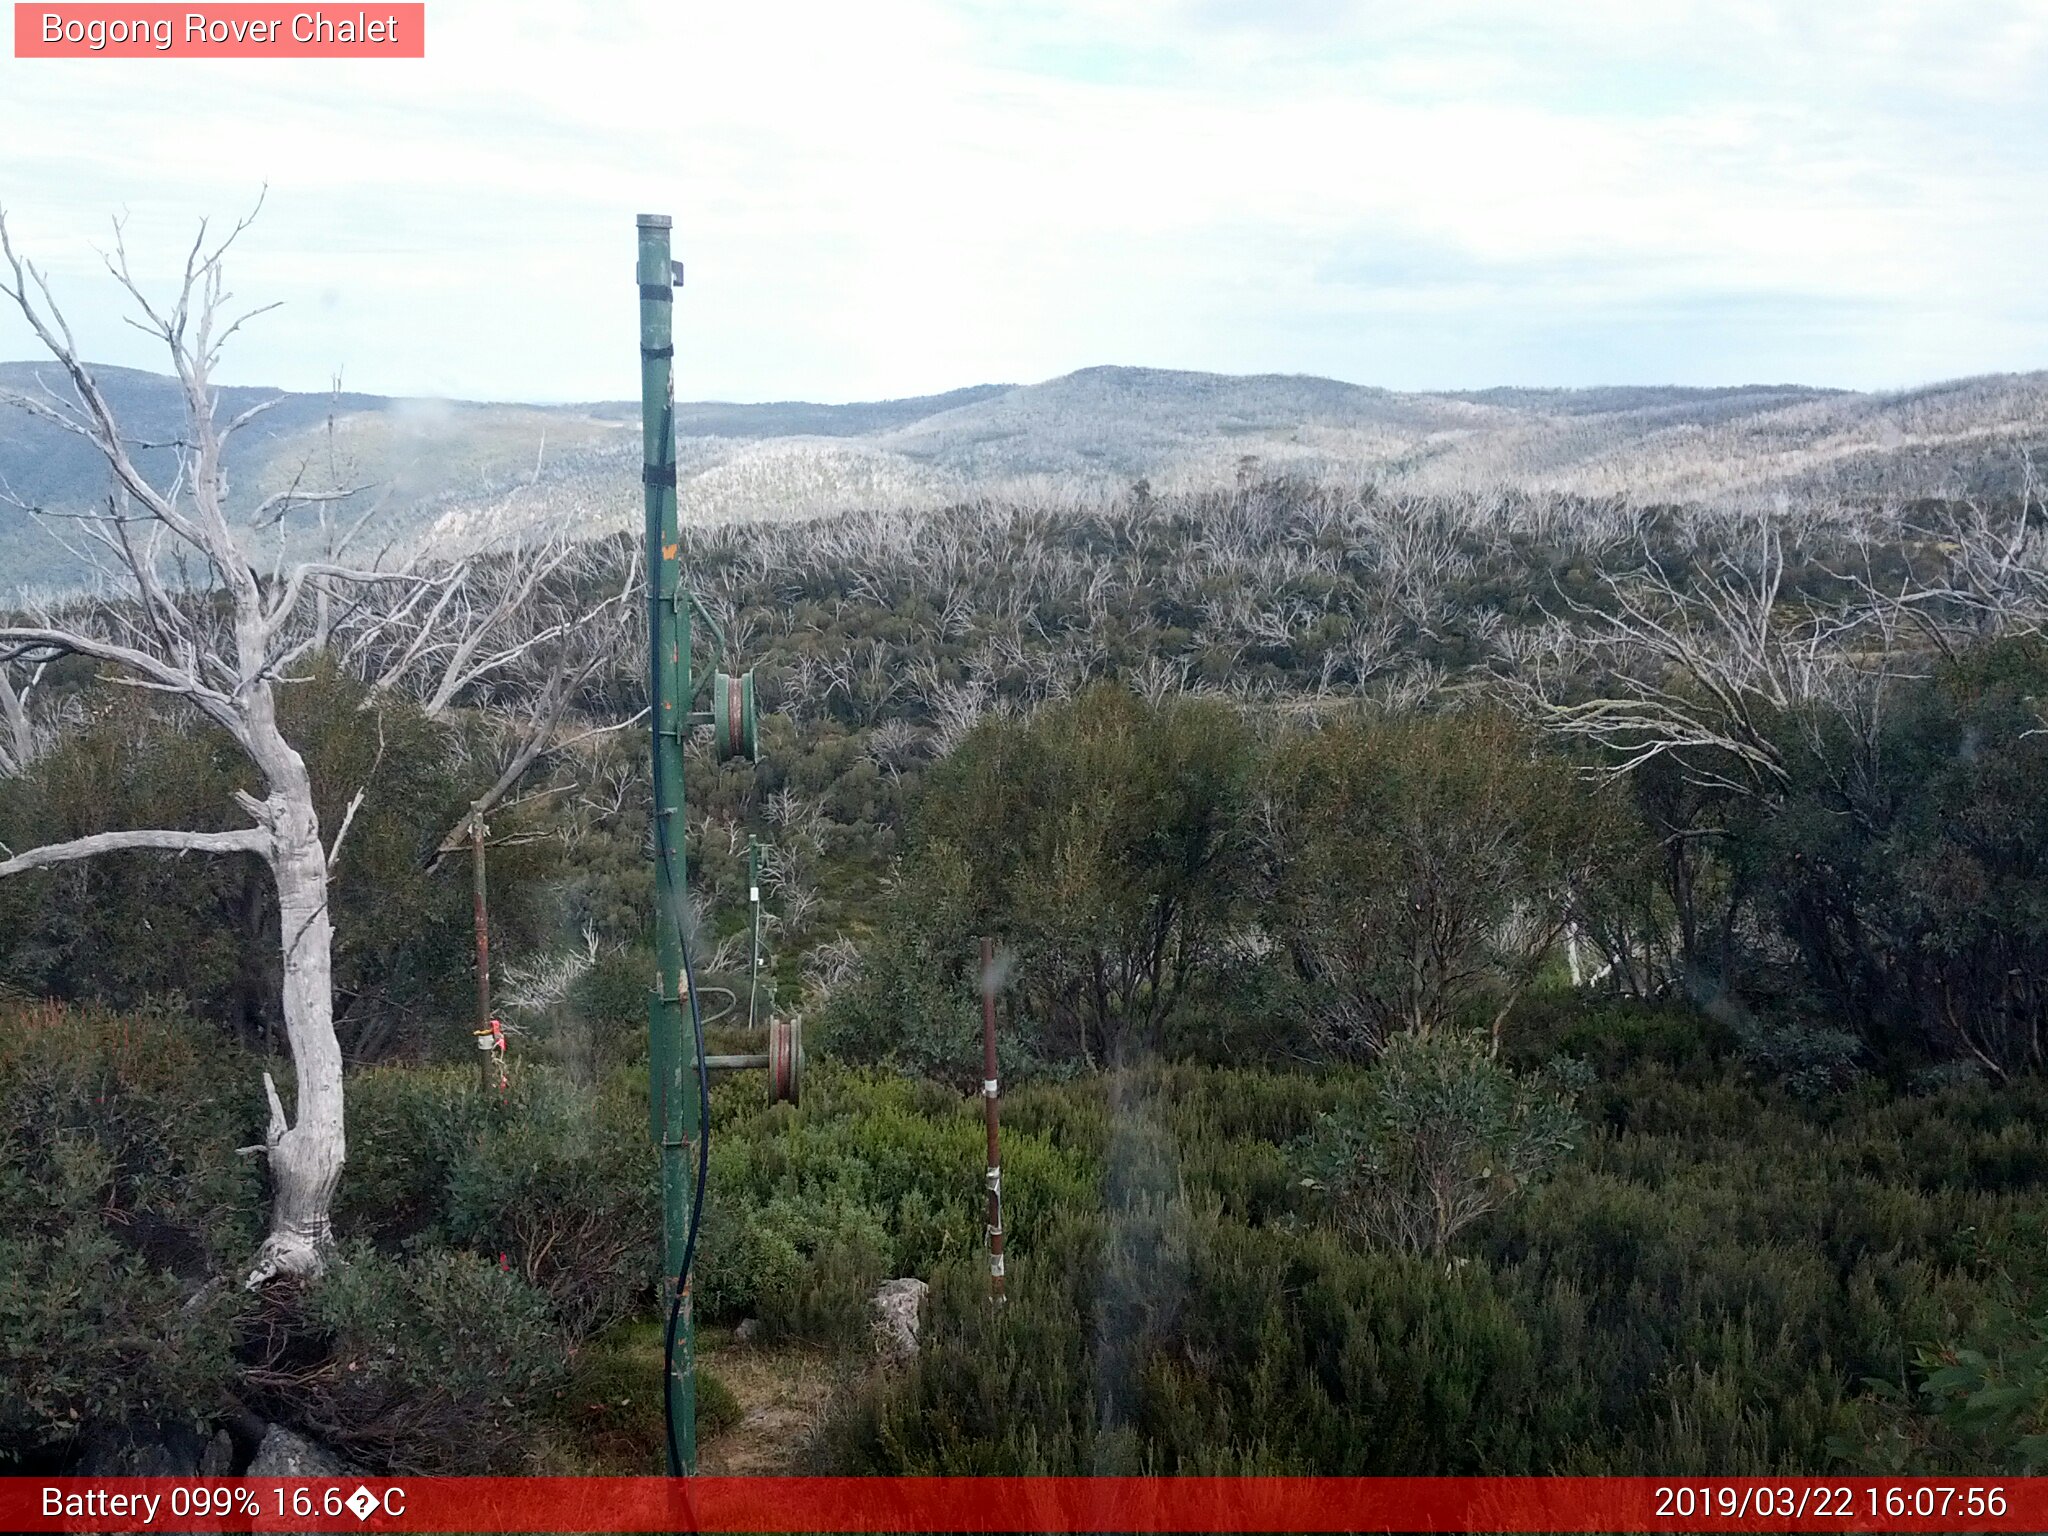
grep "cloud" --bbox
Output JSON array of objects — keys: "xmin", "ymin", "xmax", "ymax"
[{"xmin": 0, "ymin": 0, "xmax": 2043, "ymax": 399}]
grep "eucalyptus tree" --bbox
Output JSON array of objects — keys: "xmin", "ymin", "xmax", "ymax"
[
  {"xmin": 0, "ymin": 206, "xmax": 627, "ymax": 1284},
  {"xmin": 0, "ymin": 206, "xmax": 392, "ymax": 1284}
]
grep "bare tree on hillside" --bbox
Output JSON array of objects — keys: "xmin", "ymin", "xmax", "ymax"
[
  {"xmin": 0, "ymin": 206, "xmax": 382, "ymax": 1284},
  {"xmin": 1855, "ymin": 451, "xmax": 2048, "ymax": 657},
  {"xmin": 335, "ymin": 529, "xmax": 645, "ymax": 857},
  {"xmin": 1508, "ymin": 516, "xmax": 1897, "ymax": 981},
  {"xmin": 1513, "ymin": 518, "xmax": 1870, "ymax": 797},
  {"xmin": 0, "ymin": 207, "xmax": 632, "ymax": 1285}
]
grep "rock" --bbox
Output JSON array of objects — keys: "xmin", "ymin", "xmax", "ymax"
[
  {"xmin": 247, "ymin": 1423, "xmax": 347, "ymax": 1477},
  {"xmin": 733, "ymin": 1317, "xmax": 763, "ymax": 1346},
  {"xmin": 871, "ymin": 1277, "xmax": 928, "ymax": 1361},
  {"xmin": 200, "ymin": 1428, "xmax": 236, "ymax": 1477},
  {"xmin": 77, "ymin": 1420, "xmax": 208, "ymax": 1475}
]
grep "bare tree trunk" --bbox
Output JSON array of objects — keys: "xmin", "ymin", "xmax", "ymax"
[
  {"xmin": 242, "ymin": 689, "xmax": 348, "ymax": 1283},
  {"xmin": 0, "ymin": 661, "xmax": 38, "ymax": 774},
  {"xmin": 248, "ymin": 836, "xmax": 343, "ymax": 1278}
]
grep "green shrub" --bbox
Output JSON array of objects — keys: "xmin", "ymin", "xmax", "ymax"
[
  {"xmin": 336, "ymin": 1062, "xmax": 659, "ymax": 1341},
  {"xmin": 0, "ymin": 1155, "xmax": 243, "ymax": 1458},
  {"xmin": 1730, "ymin": 1007, "xmax": 1866, "ymax": 1099},
  {"xmin": 844, "ymin": 687, "xmax": 1257, "ymax": 1071},
  {"xmin": 0, "ymin": 1000, "xmax": 258, "ymax": 1459},
  {"xmin": 820, "ymin": 1032, "xmax": 2048, "ymax": 1476},
  {"xmin": 695, "ymin": 1065, "xmax": 1037, "ymax": 1342},
  {"xmin": 331, "ymin": 1064, "xmax": 476, "ymax": 1245},
  {"xmin": 543, "ymin": 1318, "xmax": 666, "ymax": 1472},
  {"xmin": 1264, "ymin": 710, "xmax": 1637, "ymax": 1056},
  {"xmin": 277, "ymin": 1242, "xmax": 572, "ymax": 1474},
  {"xmin": 555, "ymin": 945, "xmax": 654, "ymax": 1076},
  {"xmin": 443, "ymin": 1069, "xmax": 658, "ymax": 1339},
  {"xmin": 698, "ymin": 1187, "xmax": 891, "ymax": 1346},
  {"xmin": 823, "ymin": 1203, "xmax": 1560, "ymax": 1475},
  {"xmin": 1735, "ymin": 636, "xmax": 2048, "ymax": 1079},
  {"xmin": 1872, "ymin": 1301, "xmax": 2048, "ymax": 1473},
  {"xmin": 813, "ymin": 844, "xmax": 990, "ymax": 1091},
  {"xmin": 1294, "ymin": 1030, "xmax": 1585, "ymax": 1257}
]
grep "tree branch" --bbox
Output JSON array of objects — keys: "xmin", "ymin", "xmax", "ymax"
[
  {"xmin": 0, "ymin": 624, "xmax": 242, "ymax": 738},
  {"xmin": 0, "ymin": 824, "xmax": 269, "ymax": 877}
]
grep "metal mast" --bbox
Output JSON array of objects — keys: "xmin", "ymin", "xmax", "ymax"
[{"xmin": 638, "ymin": 212, "xmax": 698, "ymax": 1475}]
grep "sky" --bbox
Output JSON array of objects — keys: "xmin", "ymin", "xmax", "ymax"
[{"xmin": 2, "ymin": 0, "xmax": 2046, "ymax": 403}]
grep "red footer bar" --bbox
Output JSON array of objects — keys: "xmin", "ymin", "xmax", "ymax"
[{"xmin": 6, "ymin": 1476, "xmax": 2038, "ymax": 1532}]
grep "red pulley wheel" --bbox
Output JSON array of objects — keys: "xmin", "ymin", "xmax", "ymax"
[
  {"xmin": 712, "ymin": 669, "xmax": 759, "ymax": 763},
  {"xmin": 767, "ymin": 1016, "xmax": 802, "ymax": 1106}
]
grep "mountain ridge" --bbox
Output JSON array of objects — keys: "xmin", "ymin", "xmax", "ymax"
[{"xmin": 4, "ymin": 360, "xmax": 2046, "ymax": 596}]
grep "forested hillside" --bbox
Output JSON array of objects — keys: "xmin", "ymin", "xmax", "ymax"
[
  {"xmin": 7, "ymin": 359, "xmax": 2046, "ymax": 596},
  {"xmin": 9, "ymin": 473, "xmax": 2048, "ymax": 1476}
]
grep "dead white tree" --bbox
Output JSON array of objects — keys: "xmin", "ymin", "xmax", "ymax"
[
  {"xmin": 864, "ymin": 716, "xmax": 926, "ymax": 778},
  {"xmin": 1516, "ymin": 518, "xmax": 1864, "ymax": 797},
  {"xmin": 359, "ymin": 534, "xmax": 581, "ymax": 716},
  {"xmin": 1850, "ymin": 451, "xmax": 2048, "ymax": 658},
  {"xmin": 1504, "ymin": 515, "xmax": 1900, "ymax": 983},
  {"xmin": 332, "ymin": 532, "xmax": 645, "ymax": 860},
  {"xmin": 0, "ymin": 656, "xmax": 48, "ymax": 774},
  {"xmin": 1131, "ymin": 653, "xmax": 1192, "ymax": 707},
  {"xmin": 0, "ymin": 218, "xmax": 649, "ymax": 1278},
  {"xmin": 0, "ymin": 205, "xmax": 412, "ymax": 1284}
]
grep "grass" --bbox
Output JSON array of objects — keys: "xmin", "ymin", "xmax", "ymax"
[{"xmin": 539, "ymin": 1317, "xmax": 841, "ymax": 1473}]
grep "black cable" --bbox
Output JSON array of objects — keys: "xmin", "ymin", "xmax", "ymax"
[
  {"xmin": 648, "ymin": 560, "xmax": 711, "ymax": 1479},
  {"xmin": 693, "ymin": 985, "xmax": 740, "ymax": 1027},
  {"xmin": 656, "ymin": 809, "xmax": 711, "ymax": 1479}
]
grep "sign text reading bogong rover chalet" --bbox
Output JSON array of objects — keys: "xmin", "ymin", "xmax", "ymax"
[{"xmin": 15, "ymin": 5, "xmax": 426, "ymax": 56}]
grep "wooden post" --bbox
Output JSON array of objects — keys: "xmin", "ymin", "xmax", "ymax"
[
  {"xmin": 981, "ymin": 936, "xmax": 1006, "ymax": 1302},
  {"xmin": 470, "ymin": 803, "xmax": 491, "ymax": 1092}
]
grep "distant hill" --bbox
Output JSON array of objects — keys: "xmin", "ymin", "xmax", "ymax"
[{"xmin": 4, "ymin": 360, "xmax": 2046, "ymax": 596}]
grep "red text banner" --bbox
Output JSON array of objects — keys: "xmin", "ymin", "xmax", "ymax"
[
  {"xmin": 2, "ymin": 1476, "xmax": 2041, "ymax": 1532},
  {"xmin": 14, "ymin": 4, "xmax": 424, "ymax": 57}
]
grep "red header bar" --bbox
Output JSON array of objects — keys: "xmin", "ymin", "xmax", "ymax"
[
  {"xmin": 1, "ymin": 1477, "xmax": 2038, "ymax": 1532},
  {"xmin": 14, "ymin": 4, "xmax": 424, "ymax": 56}
]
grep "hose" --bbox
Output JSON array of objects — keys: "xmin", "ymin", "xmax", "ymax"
[
  {"xmin": 649, "ymin": 554, "xmax": 710, "ymax": 1478},
  {"xmin": 655, "ymin": 807, "xmax": 710, "ymax": 1479}
]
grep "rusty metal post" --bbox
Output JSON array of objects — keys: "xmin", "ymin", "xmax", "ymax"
[
  {"xmin": 470, "ymin": 803, "xmax": 491, "ymax": 1092},
  {"xmin": 981, "ymin": 936, "xmax": 1006, "ymax": 1302}
]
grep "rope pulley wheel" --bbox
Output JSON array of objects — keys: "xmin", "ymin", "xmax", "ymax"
[
  {"xmin": 767, "ymin": 1015, "xmax": 803, "ymax": 1106},
  {"xmin": 713, "ymin": 669, "xmax": 759, "ymax": 763}
]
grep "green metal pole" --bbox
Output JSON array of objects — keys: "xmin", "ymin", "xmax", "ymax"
[{"xmin": 638, "ymin": 212, "xmax": 697, "ymax": 1476}]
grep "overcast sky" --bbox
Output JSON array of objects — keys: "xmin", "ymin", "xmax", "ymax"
[{"xmin": 2, "ymin": 0, "xmax": 2045, "ymax": 402}]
